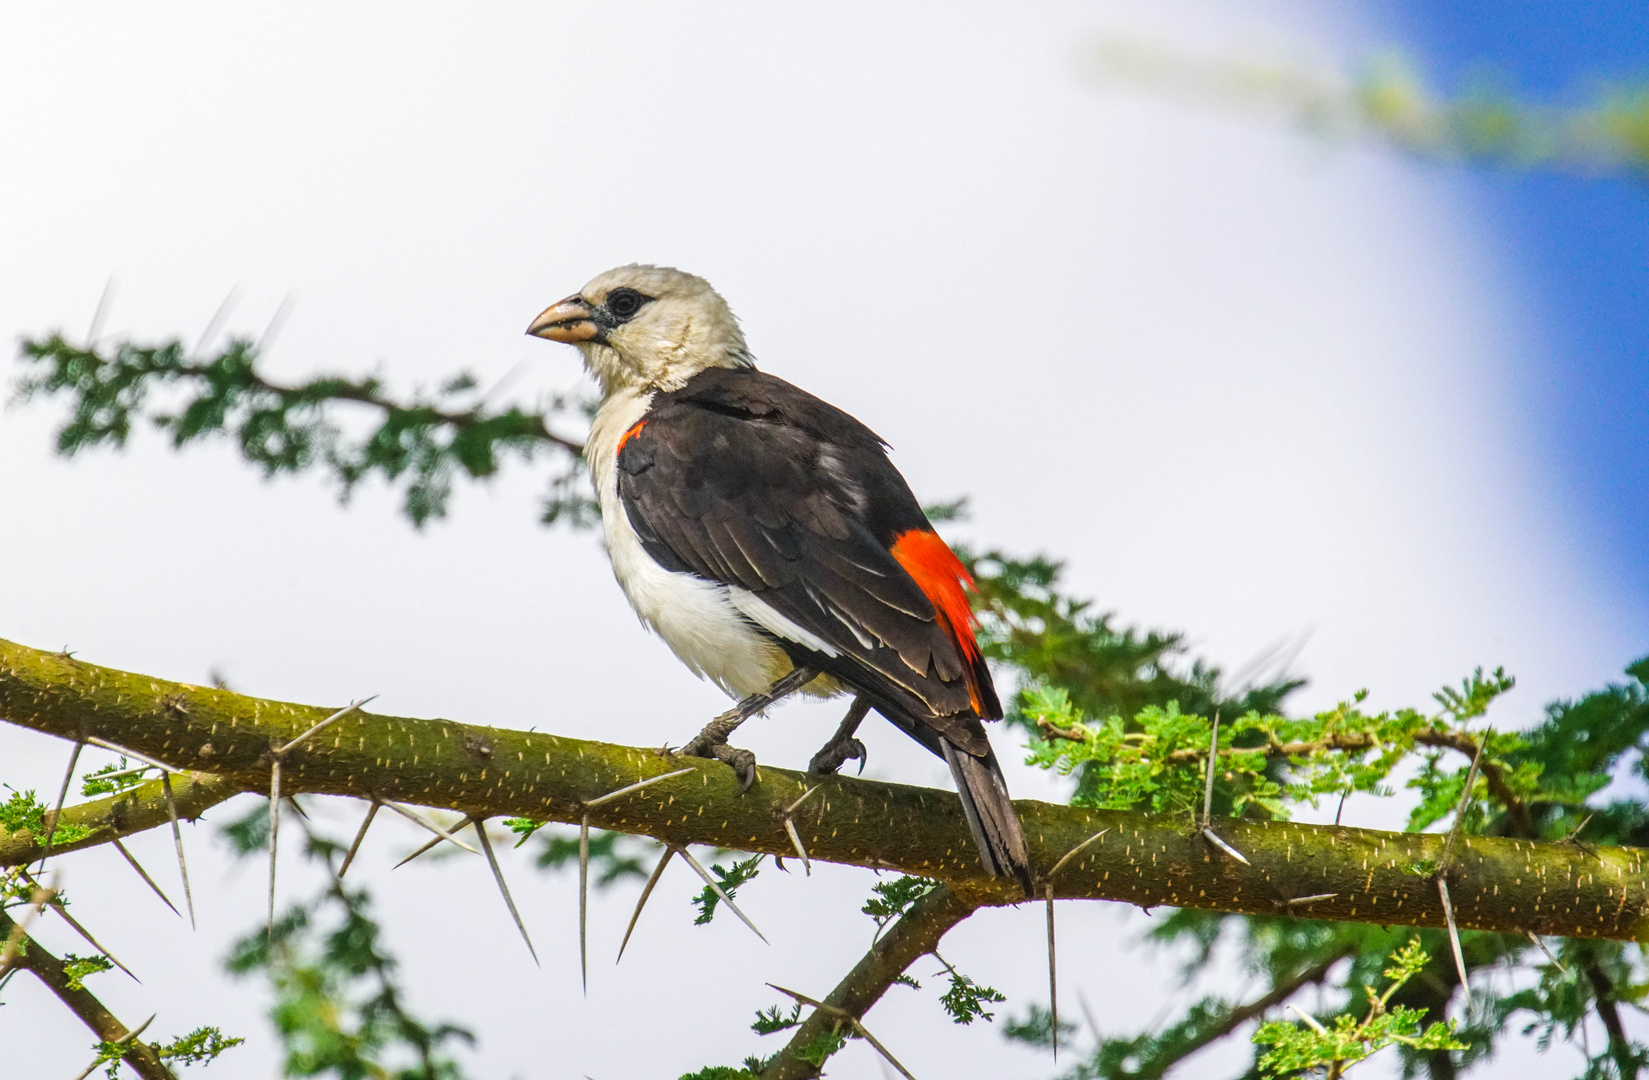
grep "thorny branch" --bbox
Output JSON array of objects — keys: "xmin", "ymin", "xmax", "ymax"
[
  {"xmin": 761, "ymin": 884, "xmax": 980, "ymax": 1080},
  {"xmin": 0, "ymin": 907, "xmax": 176, "ymax": 1080},
  {"xmin": 2, "ymin": 637, "xmax": 1643, "ymax": 942}
]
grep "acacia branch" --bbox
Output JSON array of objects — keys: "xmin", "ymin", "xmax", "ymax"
[
  {"xmin": 1, "ymin": 637, "xmax": 1645, "ymax": 940},
  {"xmin": 0, "ymin": 907, "xmax": 176, "ymax": 1079},
  {"xmin": 762, "ymin": 884, "xmax": 978, "ymax": 1080}
]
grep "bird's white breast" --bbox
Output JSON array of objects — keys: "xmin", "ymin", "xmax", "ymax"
[{"xmin": 588, "ymin": 388, "xmax": 795, "ymax": 701}]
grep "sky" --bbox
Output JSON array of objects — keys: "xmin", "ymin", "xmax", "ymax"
[{"xmin": 0, "ymin": 2, "xmax": 1644, "ymax": 1078}]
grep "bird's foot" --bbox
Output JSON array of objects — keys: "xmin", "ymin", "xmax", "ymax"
[
  {"xmin": 808, "ymin": 735, "xmax": 866, "ymax": 776},
  {"xmin": 680, "ymin": 724, "xmax": 759, "ymax": 793}
]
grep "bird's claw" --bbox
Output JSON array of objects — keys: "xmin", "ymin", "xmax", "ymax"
[
  {"xmin": 808, "ymin": 737, "xmax": 867, "ymax": 776},
  {"xmin": 682, "ymin": 734, "xmax": 759, "ymax": 792}
]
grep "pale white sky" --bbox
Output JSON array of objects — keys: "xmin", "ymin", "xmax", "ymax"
[{"xmin": 1, "ymin": 2, "xmax": 1636, "ymax": 1077}]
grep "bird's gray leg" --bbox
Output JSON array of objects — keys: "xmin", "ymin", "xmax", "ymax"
[
  {"xmin": 808, "ymin": 695, "xmax": 871, "ymax": 776},
  {"xmin": 681, "ymin": 665, "xmax": 819, "ymax": 791}
]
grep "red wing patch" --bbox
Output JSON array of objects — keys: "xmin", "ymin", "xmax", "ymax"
[
  {"xmin": 616, "ymin": 420, "xmax": 648, "ymax": 455},
  {"xmin": 889, "ymin": 529, "xmax": 987, "ymax": 713}
]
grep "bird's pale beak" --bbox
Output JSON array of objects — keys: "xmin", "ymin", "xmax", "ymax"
[{"xmin": 527, "ymin": 295, "xmax": 600, "ymax": 343}]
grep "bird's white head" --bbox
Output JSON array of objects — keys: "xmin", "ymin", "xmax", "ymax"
[{"xmin": 526, "ymin": 264, "xmax": 753, "ymax": 396}]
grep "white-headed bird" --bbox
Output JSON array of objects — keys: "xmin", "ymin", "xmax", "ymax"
[{"xmin": 529, "ymin": 265, "xmax": 1031, "ymax": 893}]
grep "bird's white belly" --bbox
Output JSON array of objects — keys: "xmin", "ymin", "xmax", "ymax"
[{"xmin": 588, "ymin": 390, "xmax": 792, "ymax": 701}]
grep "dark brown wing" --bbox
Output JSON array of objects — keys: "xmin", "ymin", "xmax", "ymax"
[{"xmin": 616, "ymin": 367, "xmax": 999, "ymax": 754}]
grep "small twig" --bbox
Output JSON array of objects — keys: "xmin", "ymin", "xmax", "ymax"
[
  {"xmin": 391, "ymin": 832, "xmax": 455, "ymax": 870},
  {"xmin": 766, "ymin": 983, "xmax": 917, "ymax": 1080},
  {"xmin": 267, "ymin": 759, "xmax": 282, "ymax": 944},
  {"xmin": 36, "ymin": 739, "xmax": 85, "ymax": 872},
  {"xmin": 1437, "ymin": 879, "xmax": 1470, "ymax": 995},
  {"xmin": 69, "ymin": 1013, "xmax": 156, "ymax": 1080},
  {"xmin": 88, "ymin": 764, "xmax": 156, "ymax": 784},
  {"xmin": 1525, "ymin": 930, "xmax": 1568, "ymax": 976},
  {"xmin": 1046, "ymin": 885, "xmax": 1059, "ymax": 1062},
  {"xmin": 275, "ymin": 697, "xmax": 376, "ymax": 756},
  {"xmin": 473, "ymin": 819, "xmax": 538, "ymax": 965},
  {"xmin": 580, "ymin": 766, "xmax": 695, "ymax": 810},
  {"xmin": 617, "ymin": 846, "xmax": 677, "ymax": 963},
  {"xmin": 337, "ymin": 801, "xmax": 380, "ymax": 879},
  {"xmin": 382, "ymin": 802, "xmax": 480, "ymax": 855},
  {"xmin": 85, "ymin": 737, "xmax": 175, "ymax": 774},
  {"xmin": 783, "ymin": 818, "xmax": 812, "ymax": 876},
  {"xmin": 779, "ymin": 784, "xmax": 824, "ymax": 875},
  {"xmin": 1438, "ymin": 733, "xmax": 1488, "ymax": 876},
  {"xmin": 1200, "ymin": 827, "xmax": 1251, "ymax": 866},
  {"xmin": 1281, "ymin": 893, "xmax": 1338, "ymax": 909},
  {"xmin": 678, "ymin": 847, "xmax": 768, "ymax": 945},
  {"xmin": 783, "ymin": 784, "xmax": 824, "ymax": 817},
  {"xmin": 158, "ymin": 774, "xmax": 194, "ymax": 930},
  {"xmin": 1288, "ymin": 1002, "xmax": 1328, "ymax": 1034},
  {"xmin": 1046, "ymin": 829, "xmax": 1110, "ymax": 881},
  {"xmin": 579, "ymin": 814, "xmax": 590, "ymax": 993},
  {"xmin": 111, "ymin": 839, "xmax": 182, "ymax": 918},
  {"xmin": 1201, "ymin": 710, "xmax": 1221, "ymax": 829},
  {"xmin": 1430, "ymin": 733, "xmax": 1486, "ymax": 1005}
]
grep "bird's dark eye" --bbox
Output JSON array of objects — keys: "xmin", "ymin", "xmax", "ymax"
[{"xmin": 606, "ymin": 288, "xmax": 649, "ymax": 320}]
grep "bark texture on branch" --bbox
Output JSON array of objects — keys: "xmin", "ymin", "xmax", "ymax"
[{"xmin": 2, "ymin": 637, "xmax": 1646, "ymax": 941}]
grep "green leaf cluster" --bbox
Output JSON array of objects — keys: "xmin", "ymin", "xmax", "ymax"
[
  {"xmin": 0, "ymin": 785, "xmax": 90, "ymax": 847},
  {"xmin": 59, "ymin": 951, "xmax": 113, "ymax": 991},
  {"xmin": 693, "ymin": 854, "xmax": 763, "ymax": 925},
  {"xmin": 1253, "ymin": 941, "xmax": 1466, "ymax": 1078},
  {"xmin": 936, "ymin": 963, "xmax": 1006, "ymax": 1026},
  {"xmin": 860, "ymin": 875, "xmax": 936, "ymax": 936}
]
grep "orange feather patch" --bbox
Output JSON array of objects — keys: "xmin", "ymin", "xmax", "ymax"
[
  {"xmin": 616, "ymin": 420, "xmax": 648, "ymax": 455},
  {"xmin": 890, "ymin": 528, "xmax": 987, "ymax": 713}
]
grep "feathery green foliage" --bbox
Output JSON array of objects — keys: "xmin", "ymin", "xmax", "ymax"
[
  {"xmin": 693, "ymin": 854, "xmax": 764, "ymax": 925},
  {"xmin": 225, "ymin": 827, "xmax": 476, "ymax": 1080},
  {"xmin": 14, "ymin": 334, "xmax": 595, "ymax": 528},
  {"xmin": 1252, "ymin": 940, "xmax": 1466, "ymax": 1077},
  {"xmin": 0, "ymin": 786, "xmax": 90, "ymax": 848}
]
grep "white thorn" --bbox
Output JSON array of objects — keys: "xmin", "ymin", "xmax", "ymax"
[
  {"xmin": 1201, "ymin": 827, "xmax": 1251, "ymax": 866},
  {"xmin": 382, "ymin": 802, "xmax": 480, "ymax": 854},
  {"xmin": 276, "ymin": 697, "xmax": 377, "ymax": 757},
  {"xmin": 581, "ymin": 767, "xmax": 695, "ymax": 810},
  {"xmin": 783, "ymin": 818, "xmax": 811, "ymax": 876},
  {"xmin": 473, "ymin": 819, "xmax": 538, "ymax": 966},
  {"xmin": 159, "ymin": 773, "xmax": 195, "ymax": 930}
]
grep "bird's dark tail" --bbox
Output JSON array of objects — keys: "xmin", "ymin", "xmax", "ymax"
[{"xmin": 941, "ymin": 740, "xmax": 1033, "ymax": 896}]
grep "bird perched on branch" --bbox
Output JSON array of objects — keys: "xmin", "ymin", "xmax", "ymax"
[{"xmin": 528, "ymin": 265, "xmax": 1031, "ymax": 893}]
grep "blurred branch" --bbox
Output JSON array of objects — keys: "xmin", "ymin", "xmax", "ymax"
[
  {"xmin": 13, "ymin": 334, "xmax": 594, "ymax": 528},
  {"xmin": 1088, "ymin": 37, "xmax": 1649, "ymax": 181},
  {"xmin": 1, "ymin": 636, "xmax": 1643, "ymax": 939},
  {"xmin": 0, "ymin": 907, "xmax": 177, "ymax": 1080}
]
